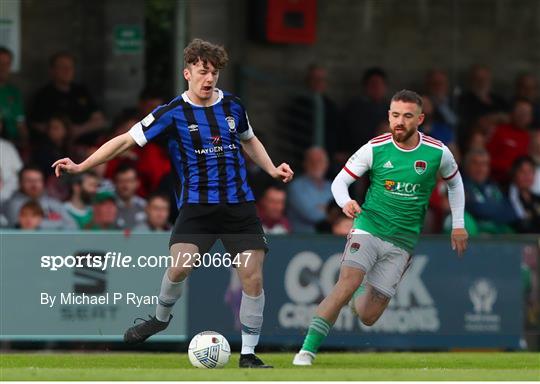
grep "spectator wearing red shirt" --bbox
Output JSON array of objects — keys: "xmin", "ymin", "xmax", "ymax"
[
  {"xmin": 256, "ymin": 184, "xmax": 291, "ymax": 234},
  {"xmin": 487, "ymin": 99, "xmax": 532, "ymax": 184}
]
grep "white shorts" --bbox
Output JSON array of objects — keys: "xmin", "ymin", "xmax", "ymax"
[{"xmin": 341, "ymin": 230, "xmax": 412, "ymax": 297}]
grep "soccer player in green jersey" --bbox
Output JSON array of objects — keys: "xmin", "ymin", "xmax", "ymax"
[{"xmin": 293, "ymin": 89, "xmax": 468, "ymax": 365}]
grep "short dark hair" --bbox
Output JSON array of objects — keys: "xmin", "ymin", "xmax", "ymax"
[
  {"xmin": 49, "ymin": 51, "xmax": 74, "ymax": 67},
  {"xmin": 183, "ymin": 39, "xmax": 228, "ymax": 70},
  {"xmin": 511, "ymin": 155, "xmax": 535, "ymax": 178},
  {"xmin": 19, "ymin": 165, "xmax": 43, "ymax": 182},
  {"xmin": 391, "ymin": 89, "xmax": 423, "ymax": 109},
  {"xmin": 19, "ymin": 200, "xmax": 44, "ymax": 217},
  {"xmin": 147, "ymin": 192, "xmax": 170, "ymax": 205},
  {"xmin": 0, "ymin": 46, "xmax": 13, "ymax": 60},
  {"xmin": 114, "ymin": 163, "xmax": 137, "ymax": 178},
  {"xmin": 362, "ymin": 67, "xmax": 387, "ymax": 85}
]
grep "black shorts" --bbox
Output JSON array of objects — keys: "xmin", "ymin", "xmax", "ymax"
[{"xmin": 169, "ymin": 202, "xmax": 268, "ymax": 256}]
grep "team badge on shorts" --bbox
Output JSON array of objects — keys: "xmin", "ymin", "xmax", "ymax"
[
  {"xmin": 414, "ymin": 160, "xmax": 427, "ymax": 175},
  {"xmin": 226, "ymin": 116, "xmax": 236, "ymax": 132},
  {"xmin": 350, "ymin": 243, "xmax": 360, "ymax": 253}
]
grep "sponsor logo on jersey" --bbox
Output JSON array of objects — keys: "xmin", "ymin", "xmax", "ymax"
[
  {"xmin": 141, "ymin": 113, "xmax": 155, "ymax": 127},
  {"xmin": 194, "ymin": 143, "xmax": 238, "ymax": 156},
  {"xmin": 350, "ymin": 243, "xmax": 360, "ymax": 253},
  {"xmin": 188, "ymin": 124, "xmax": 199, "ymax": 132},
  {"xmin": 384, "ymin": 180, "xmax": 420, "ymax": 196},
  {"xmin": 414, "ymin": 160, "xmax": 427, "ymax": 175},
  {"xmin": 383, "ymin": 160, "xmax": 394, "ymax": 169},
  {"xmin": 226, "ymin": 116, "xmax": 236, "ymax": 132},
  {"xmin": 211, "ymin": 136, "xmax": 222, "ymax": 145}
]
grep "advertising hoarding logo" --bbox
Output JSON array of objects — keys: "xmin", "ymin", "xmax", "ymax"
[{"xmin": 464, "ymin": 278, "xmax": 501, "ymax": 332}]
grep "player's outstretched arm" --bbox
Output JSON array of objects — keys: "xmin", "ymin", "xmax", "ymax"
[
  {"xmin": 52, "ymin": 132, "xmax": 136, "ymax": 177},
  {"xmin": 241, "ymin": 136, "xmax": 294, "ymax": 183}
]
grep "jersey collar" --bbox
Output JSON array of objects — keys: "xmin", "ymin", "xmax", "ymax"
[
  {"xmin": 391, "ymin": 131, "xmax": 422, "ymax": 152},
  {"xmin": 181, "ymin": 88, "xmax": 223, "ymax": 107}
]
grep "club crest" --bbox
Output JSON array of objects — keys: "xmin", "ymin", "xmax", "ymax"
[
  {"xmin": 226, "ymin": 116, "xmax": 236, "ymax": 132},
  {"xmin": 414, "ymin": 160, "xmax": 427, "ymax": 175},
  {"xmin": 350, "ymin": 243, "xmax": 360, "ymax": 253}
]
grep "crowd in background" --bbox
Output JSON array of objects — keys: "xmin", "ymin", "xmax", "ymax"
[{"xmin": 0, "ymin": 47, "xmax": 539, "ymax": 237}]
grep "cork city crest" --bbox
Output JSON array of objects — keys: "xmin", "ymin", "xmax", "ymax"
[{"xmin": 414, "ymin": 160, "xmax": 427, "ymax": 175}]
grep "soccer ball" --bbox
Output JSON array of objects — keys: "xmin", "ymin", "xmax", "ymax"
[{"xmin": 188, "ymin": 331, "xmax": 231, "ymax": 368}]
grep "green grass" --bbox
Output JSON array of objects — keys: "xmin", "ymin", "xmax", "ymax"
[{"xmin": 1, "ymin": 352, "xmax": 539, "ymax": 381}]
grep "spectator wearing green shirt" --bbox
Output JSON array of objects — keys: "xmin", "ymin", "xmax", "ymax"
[{"xmin": 0, "ymin": 46, "xmax": 27, "ymax": 147}]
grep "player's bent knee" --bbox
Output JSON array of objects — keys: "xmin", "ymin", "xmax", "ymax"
[
  {"xmin": 167, "ymin": 266, "xmax": 191, "ymax": 282},
  {"xmin": 360, "ymin": 314, "xmax": 381, "ymax": 326}
]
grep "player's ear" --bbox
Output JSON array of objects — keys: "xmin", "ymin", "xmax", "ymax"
[
  {"xmin": 418, "ymin": 113, "xmax": 425, "ymax": 125},
  {"xmin": 183, "ymin": 67, "xmax": 191, "ymax": 81}
]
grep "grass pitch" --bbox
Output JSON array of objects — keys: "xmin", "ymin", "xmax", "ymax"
[{"xmin": 1, "ymin": 352, "xmax": 539, "ymax": 381}]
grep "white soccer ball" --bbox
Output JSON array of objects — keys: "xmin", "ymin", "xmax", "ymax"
[{"xmin": 188, "ymin": 331, "xmax": 231, "ymax": 368}]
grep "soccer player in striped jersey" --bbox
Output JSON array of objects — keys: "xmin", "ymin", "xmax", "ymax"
[
  {"xmin": 53, "ymin": 39, "xmax": 293, "ymax": 368},
  {"xmin": 293, "ymin": 89, "xmax": 468, "ymax": 366}
]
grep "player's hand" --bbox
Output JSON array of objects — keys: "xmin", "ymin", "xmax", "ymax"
[
  {"xmin": 451, "ymin": 227, "xmax": 468, "ymax": 257},
  {"xmin": 51, "ymin": 158, "xmax": 82, "ymax": 177},
  {"xmin": 272, "ymin": 163, "xmax": 294, "ymax": 183},
  {"xmin": 343, "ymin": 200, "xmax": 361, "ymax": 219}
]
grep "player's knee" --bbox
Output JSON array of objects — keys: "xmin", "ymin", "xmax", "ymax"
[
  {"xmin": 360, "ymin": 314, "xmax": 379, "ymax": 326},
  {"xmin": 168, "ymin": 266, "xmax": 191, "ymax": 282},
  {"xmin": 242, "ymin": 271, "xmax": 263, "ymax": 293}
]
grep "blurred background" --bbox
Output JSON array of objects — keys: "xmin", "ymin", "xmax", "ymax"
[{"xmin": 0, "ymin": 0, "xmax": 539, "ymax": 353}]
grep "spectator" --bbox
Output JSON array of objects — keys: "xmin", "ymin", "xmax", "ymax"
[
  {"xmin": 343, "ymin": 67, "xmax": 389, "ymax": 153},
  {"xmin": 331, "ymin": 215, "xmax": 353, "ymax": 236},
  {"xmin": 458, "ymin": 64, "xmax": 508, "ymax": 130},
  {"xmin": 463, "ymin": 149, "xmax": 517, "ymax": 234},
  {"xmin": 287, "ymin": 147, "xmax": 333, "ymax": 233},
  {"xmin": 33, "ymin": 115, "xmax": 72, "ymax": 177},
  {"xmin": 315, "ymin": 201, "xmax": 342, "ymax": 233},
  {"xmin": 83, "ymin": 145, "xmax": 114, "ymax": 193},
  {"xmin": 133, "ymin": 193, "xmax": 171, "ymax": 232},
  {"xmin": 29, "ymin": 51, "xmax": 106, "ymax": 140},
  {"xmin": 0, "ymin": 46, "xmax": 27, "ymax": 147},
  {"xmin": 425, "ymin": 69, "xmax": 458, "ymax": 129},
  {"xmin": 530, "ymin": 131, "xmax": 540, "ymax": 194},
  {"xmin": 5, "ymin": 165, "xmax": 76, "ymax": 229},
  {"xmin": 135, "ymin": 86, "xmax": 166, "ymax": 120},
  {"xmin": 84, "ymin": 190, "xmax": 119, "ymax": 230},
  {"xmin": 17, "ymin": 200, "xmax": 44, "ymax": 230},
  {"xmin": 420, "ymin": 95, "xmax": 458, "ymax": 160},
  {"xmin": 508, "ymin": 156, "xmax": 540, "ymax": 233},
  {"xmin": 283, "ymin": 64, "xmax": 341, "ymax": 172},
  {"xmin": 113, "ymin": 164, "xmax": 146, "ymax": 229},
  {"xmin": 257, "ymin": 184, "xmax": 290, "ymax": 234},
  {"xmin": 104, "ymin": 109, "xmax": 171, "ymax": 198},
  {"xmin": 0, "ymin": 119, "xmax": 23, "ymax": 202},
  {"xmin": 515, "ymin": 73, "xmax": 540, "ymax": 129},
  {"xmin": 487, "ymin": 99, "xmax": 532, "ymax": 184},
  {"xmin": 64, "ymin": 172, "xmax": 100, "ymax": 229},
  {"xmin": 103, "ymin": 112, "xmax": 140, "ymax": 179}
]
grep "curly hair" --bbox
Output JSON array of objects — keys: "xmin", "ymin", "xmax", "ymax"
[{"xmin": 183, "ymin": 39, "xmax": 228, "ymax": 70}]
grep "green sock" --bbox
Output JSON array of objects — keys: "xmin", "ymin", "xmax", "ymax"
[{"xmin": 301, "ymin": 316, "xmax": 332, "ymax": 354}]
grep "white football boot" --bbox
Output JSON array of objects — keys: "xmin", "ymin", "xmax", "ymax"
[{"xmin": 292, "ymin": 350, "xmax": 315, "ymax": 366}]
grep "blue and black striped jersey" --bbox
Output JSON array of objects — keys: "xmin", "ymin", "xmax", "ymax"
[{"xmin": 129, "ymin": 89, "xmax": 256, "ymax": 208}]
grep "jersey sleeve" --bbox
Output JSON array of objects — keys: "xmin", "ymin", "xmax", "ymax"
[
  {"xmin": 343, "ymin": 143, "xmax": 372, "ymax": 179},
  {"xmin": 237, "ymin": 110, "xmax": 255, "ymax": 141},
  {"xmin": 128, "ymin": 105, "xmax": 174, "ymax": 147},
  {"xmin": 439, "ymin": 145, "xmax": 459, "ymax": 180}
]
